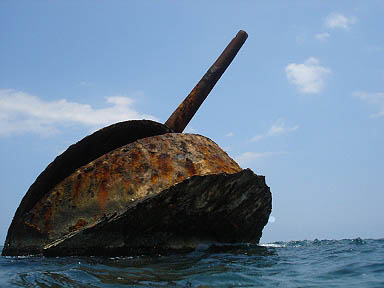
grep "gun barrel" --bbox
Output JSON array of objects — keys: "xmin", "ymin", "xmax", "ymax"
[{"xmin": 165, "ymin": 30, "xmax": 248, "ymax": 133}]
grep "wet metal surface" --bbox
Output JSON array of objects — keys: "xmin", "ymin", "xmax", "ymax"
[
  {"xmin": 12, "ymin": 120, "xmax": 172, "ymax": 225},
  {"xmin": 5, "ymin": 134, "xmax": 241, "ymax": 255},
  {"xmin": 43, "ymin": 169, "xmax": 272, "ymax": 257}
]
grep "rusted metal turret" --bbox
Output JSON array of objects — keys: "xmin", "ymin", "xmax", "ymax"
[{"xmin": 2, "ymin": 30, "xmax": 272, "ymax": 256}]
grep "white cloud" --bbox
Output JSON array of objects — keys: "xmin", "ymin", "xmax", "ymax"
[
  {"xmin": 286, "ymin": 57, "xmax": 331, "ymax": 94},
  {"xmin": 325, "ymin": 13, "xmax": 356, "ymax": 29},
  {"xmin": 315, "ymin": 32, "xmax": 330, "ymax": 41},
  {"xmin": 0, "ymin": 89, "xmax": 157, "ymax": 136},
  {"xmin": 234, "ymin": 151, "xmax": 287, "ymax": 166},
  {"xmin": 251, "ymin": 119, "xmax": 298, "ymax": 142},
  {"xmin": 225, "ymin": 132, "xmax": 234, "ymax": 137},
  {"xmin": 353, "ymin": 91, "xmax": 384, "ymax": 117}
]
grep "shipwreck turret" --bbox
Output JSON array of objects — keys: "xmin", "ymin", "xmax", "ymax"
[{"xmin": 2, "ymin": 30, "xmax": 272, "ymax": 256}]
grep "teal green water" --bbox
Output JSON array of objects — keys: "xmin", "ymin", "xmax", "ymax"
[{"xmin": 1, "ymin": 239, "xmax": 383, "ymax": 287}]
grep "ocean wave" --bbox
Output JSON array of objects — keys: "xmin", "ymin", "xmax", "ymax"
[{"xmin": 1, "ymin": 239, "xmax": 384, "ymax": 287}]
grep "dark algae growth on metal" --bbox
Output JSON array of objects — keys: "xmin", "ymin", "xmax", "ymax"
[
  {"xmin": 1, "ymin": 239, "xmax": 384, "ymax": 287},
  {"xmin": 3, "ymin": 30, "xmax": 272, "ymax": 256}
]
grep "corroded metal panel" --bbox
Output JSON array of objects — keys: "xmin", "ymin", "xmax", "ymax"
[
  {"xmin": 1, "ymin": 30, "xmax": 273, "ymax": 258},
  {"xmin": 12, "ymin": 120, "xmax": 172, "ymax": 224},
  {"xmin": 43, "ymin": 169, "xmax": 272, "ymax": 257},
  {"xmin": 5, "ymin": 133, "xmax": 241, "ymax": 255}
]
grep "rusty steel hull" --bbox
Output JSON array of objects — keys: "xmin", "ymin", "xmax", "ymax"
[
  {"xmin": 6, "ymin": 120, "xmax": 172, "ymax": 240},
  {"xmin": 2, "ymin": 30, "xmax": 273, "ymax": 257},
  {"xmin": 43, "ymin": 169, "xmax": 272, "ymax": 257},
  {"xmin": 3, "ymin": 133, "xmax": 243, "ymax": 256}
]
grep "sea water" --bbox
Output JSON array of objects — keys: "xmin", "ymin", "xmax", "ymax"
[{"xmin": 1, "ymin": 238, "xmax": 383, "ymax": 287}]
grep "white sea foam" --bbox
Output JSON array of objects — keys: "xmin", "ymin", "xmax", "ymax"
[{"xmin": 259, "ymin": 243, "xmax": 286, "ymax": 248}]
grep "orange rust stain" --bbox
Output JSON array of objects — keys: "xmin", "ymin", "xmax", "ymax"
[
  {"xmin": 110, "ymin": 169, "xmax": 118, "ymax": 182},
  {"xmin": 124, "ymin": 181, "xmax": 133, "ymax": 196},
  {"xmin": 151, "ymin": 173, "xmax": 159, "ymax": 185},
  {"xmin": 98, "ymin": 170, "xmax": 110, "ymax": 211},
  {"xmin": 111, "ymin": 155, "xmax": 125, "ymax": 174},
  {"xmin": 98, "ymin": 183, "xmax": 108, "ymax": 211},
  {"xmin": 157, "ymin": 153, "xmax": 170, "ymax": 173},
  {"xmin": 157, "ymin": 153, "xmax": 175, "ymax": 184},
  {"xmin": 199, "ymin": 143, "xmax": 211, "ymax": 159},
  {"xmin": 51, "ymin": 189, "xmax": 62, "ymax": 207},
  {"xmin": 176, "ymin": 171, "xmax": 185, "ymax": 182},
  {"xmin": 215, "ymin": 154, "xmax": 241, "ymax": 173},
  {"xmin": 69, "ymin": 219, "xmax": 87, "ymax": 232},
  {"xmin": 149, "ymin": 151, "xmax": 158, "ymax": 174},
  {"xmin": 198, "ymin": 141, "xmax": 241, "ymax": 174},
  {"xmin": 72, "ymin": 176, "xmax": 82, "ymax": 203},
  {"xmin": 185, "ymin": 158, "xmax": 197, "ymax": 176},
  {"xmin": 214, "ymin": 155, "xmax": 226, "ymax": 169},
  {"xmin": 129, "ymin": 149, "xmax": 141, "ymax": 170}
]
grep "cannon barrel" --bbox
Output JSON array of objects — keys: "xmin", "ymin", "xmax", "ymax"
[{"xmin": 165, "ymin": 30, "xmax": 248, "ymax": 133}]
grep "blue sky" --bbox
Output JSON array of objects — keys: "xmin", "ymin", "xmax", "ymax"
[{"xmin": 1, "ymin": 1, "xmax": 383, "ymax": 244}]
